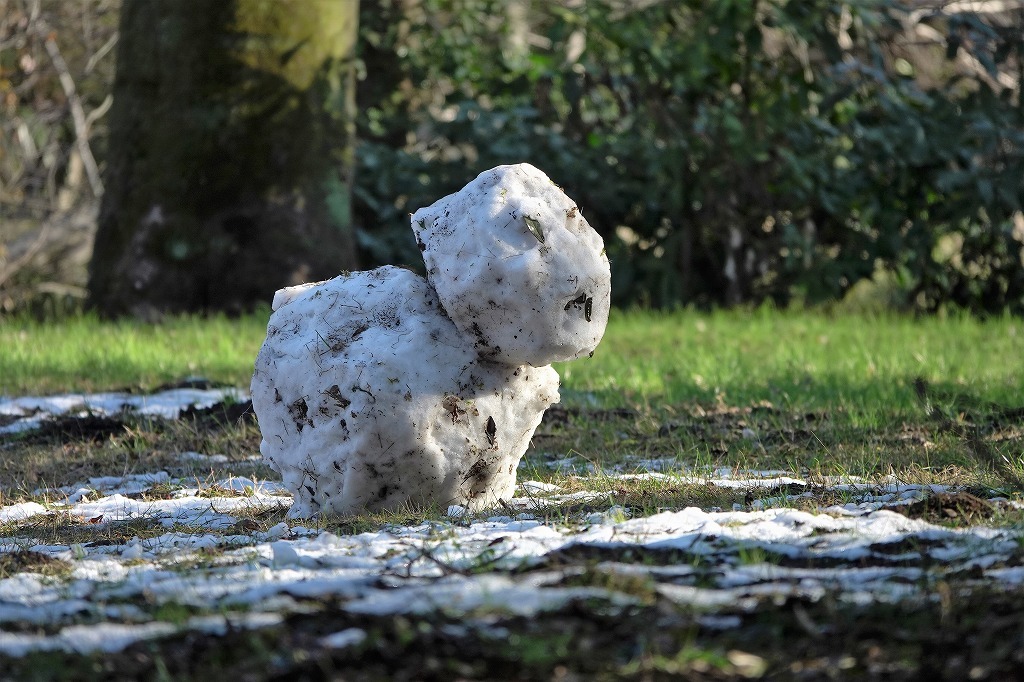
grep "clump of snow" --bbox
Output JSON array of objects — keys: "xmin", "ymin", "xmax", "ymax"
[
  {"xmin": 252, "ymin": 165, "xmax": 606, "ymax": 517},
  {"xmin": 412, "ymin": 163, "xmax": 611, "ymax": 366},
  {"xmin": 0, "ymin": 502, "xmax": 48, "ymax": 523},
  {"xmin": 320, "ymin": 627, "xmax": 367, "ymax": 649},
  {"xmin": 252, "ymin": 266, "xmax": 559, "ymax": 517}
]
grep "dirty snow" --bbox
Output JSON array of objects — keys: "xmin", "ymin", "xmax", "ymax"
[
  {"xmin": 251, "ymin": 266, "xmax": 560, "ymax": 517},
  {"xmin": 0, "ymin": 387, "xmax": 246, "ymax": 435},
  {"xmin": 2, "ymin": 468, "xmax": 1021, "ymax": 658},
  {"xmin": 3, "ymin": 390, "xmax": 1024, "ymax": 658}
]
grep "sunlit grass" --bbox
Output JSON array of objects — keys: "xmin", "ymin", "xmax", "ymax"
[
  {"xmin": 2, "ymin": 308, "xmax": 1022, "ymax": 427},
  {"xmin": 556, "ymin": 307, "xmax": 1024, "ymax": 419},
  {"xmin": 2, "ymin": 306, "xmax": 1023, "ymax": 681},
  {"xmin": 0, "ymin": 311, "xmax": 270, "ymax": 395}
]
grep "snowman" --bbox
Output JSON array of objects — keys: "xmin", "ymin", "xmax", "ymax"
[{"xmin": 251, "ymin": 164, "xmax": 611, "ymax": 517}]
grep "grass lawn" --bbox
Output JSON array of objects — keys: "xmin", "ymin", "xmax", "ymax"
[
  {"xmin": 0, "ymin": 311, "xmax": 270, "ymax": 395},
  {"xmin": 2, "ymin": 308, "xmax": 1024, "ymax": 679},
  {"xmin": 4, "ymin": 308, "xmax": 1022, "ymax": 487},
  {"xmin": 4, "ymin": 307, "xmax": 1021, "ymax": 409}
]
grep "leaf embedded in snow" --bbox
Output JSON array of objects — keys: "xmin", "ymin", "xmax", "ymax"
[
  {"xmin": 524, "ymin": 215, "xmax": 545, "ymax": 244},
  {"xmin": 485, "ymin": 416, "xmax": 497, "ymax": 446}
]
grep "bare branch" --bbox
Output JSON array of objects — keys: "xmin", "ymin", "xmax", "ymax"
[
  {"xmin": 40, "ymin": 26, "xmax": 104, "ymax": 198},
  {"xmin": 0, "ymin": 221, "xmax": 52, "ymax": 289},
  {"xmin": 85, "ymin": 32, "xmax": 118, "ymax": 75},
  {"xmin": 85, "ymin": 94, "xmax": 114, "ymax": 131}
]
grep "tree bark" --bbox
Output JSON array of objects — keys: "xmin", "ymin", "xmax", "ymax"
[{"xmin": 89, "ymin": 0, "xmax": 359, "ymax": 317}]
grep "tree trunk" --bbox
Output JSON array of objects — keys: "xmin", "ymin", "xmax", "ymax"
[{"xmin": 89, "ymin": 0, "xmax": 359, "ymax": 317}]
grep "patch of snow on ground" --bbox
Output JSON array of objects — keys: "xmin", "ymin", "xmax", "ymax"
[
  {"xmin": 2, "ymin": 392, "xmax": 1023, "ymax": 659},
  {"xmin": 0, "ymin": 387, "xmax": 247, "ymax": 435},
  {"xmin": 2, "ymin": 466, "xmax": 1023, "ymax": 658}
]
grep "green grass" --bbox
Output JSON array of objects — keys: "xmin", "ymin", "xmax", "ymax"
[
  {"xmin": 557, "ymin": 307, "xmax": 1024, "ymax": 418},
  {"xmin": 3, "ymin": 308, "xmax": 1024, "ymax": 680},
  {"xmin": 4, "ymin": 308, "xmax": 1022, "ymax": 417},
  {"xmin": 4, "ymin": 307, "xmax": 1023, "ymax": 495},
  {"xmin": 0, "ymin": 311, "xmax": 270, "ymax": 394}
]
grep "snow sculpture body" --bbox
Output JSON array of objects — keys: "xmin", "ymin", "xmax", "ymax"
[
  {"xmin": 252, "ymin": 164, "xmax": 610, "ymax": 517},
  {"xmin": 252, "ymin": 267, "xmax": 559, "ymax": 517}
]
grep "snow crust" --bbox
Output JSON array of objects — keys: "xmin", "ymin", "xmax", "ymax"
[
  {"xmin": 3, "ymin": 453, "xmax": 1023, "ymax": 658},
  {"xmin": 412, "ymin": 163, "xmax": 611, "ymax": 366},
  {"xmin": 0, "ymin": 458, "xmax": 1019, "ymax": 655},
  {"xmin": 0, "ymin": 387, "xmax": 245, "ymax": 435}
]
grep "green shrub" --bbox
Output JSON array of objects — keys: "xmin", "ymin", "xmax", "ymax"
[{"xmin": 355, "ymin": 0, "xmax": 1023, "ymax": 312}]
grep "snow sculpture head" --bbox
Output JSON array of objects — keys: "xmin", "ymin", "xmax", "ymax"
[
  {"xmin": 412, "ymin": 163, "xmax": 611, "ymax": 367},
  {"xmin": 251, "ymin": 164, "xmax": 609, "ymax": 517}
]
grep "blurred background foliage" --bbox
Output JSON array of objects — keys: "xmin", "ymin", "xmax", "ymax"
[
  {"xmin": 1, "ymin": 0, "xmax": 118, "ymax": 315},
  {"xmin": 355, "ymin": 0, "xmax": 1024, "ymax": 313},
  {"xmin": 2, "ymin": 0, "xmax": 1023, "ymax": 316}
]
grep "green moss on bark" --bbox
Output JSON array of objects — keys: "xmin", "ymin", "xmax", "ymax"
[{"xmin": 89, "ymin": 0, "xmax": 359, "ymax": 317}]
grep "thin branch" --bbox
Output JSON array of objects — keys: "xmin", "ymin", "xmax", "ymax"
[
  {"xmin": 85, "ymin": 94, "xmax": 114, "ymax": 131},
  {"xmin": 0, "ymin": 221, "xmax": 52, "ymax": 289},
  {"xmin": 40, "ymin": 27, "xmax": 104, "ymax": 198},
  {"xmin": 84, "ymin": 32, "xmax": 118, "ymax": 75}
]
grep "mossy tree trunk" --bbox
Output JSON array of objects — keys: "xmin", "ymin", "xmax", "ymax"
[{"xmin": 89, "ymin": 0, "xmax": 359, "ymax": 317}]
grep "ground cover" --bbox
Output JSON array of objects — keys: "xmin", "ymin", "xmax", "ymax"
[{"xmin": 1, "ymin": 309, "xmax": 1023, "ymax": 680}]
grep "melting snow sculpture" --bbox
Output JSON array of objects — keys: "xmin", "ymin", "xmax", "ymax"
[{"xmin": 252, "ymin": 164, "xmax": 611, "ymax": 517}]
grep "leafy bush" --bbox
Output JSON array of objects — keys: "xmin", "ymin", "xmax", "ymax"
[{"xmin": 355, "ymin": 0, "xmax": 1024, "ymax": 312}]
